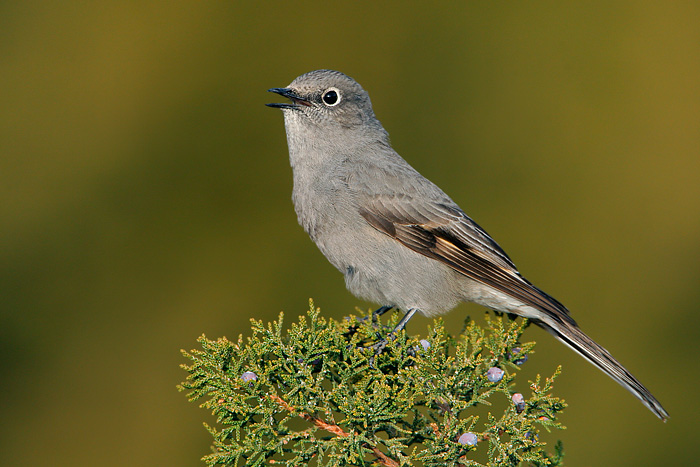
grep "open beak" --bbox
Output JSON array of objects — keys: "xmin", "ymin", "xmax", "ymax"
[{"xmin": 266, "ymin": 88, "xmax": 311, "ymax": 110}]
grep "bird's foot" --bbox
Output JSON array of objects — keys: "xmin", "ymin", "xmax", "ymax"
[{"xmin": 368, "ymin": 333, "xmax": 394, "ymax": 368}]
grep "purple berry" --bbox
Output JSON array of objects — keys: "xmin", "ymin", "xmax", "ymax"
[
  {"xmin": 486, "ymin": 367, "xmax": 504, "ymax": 383},
  {"xmin": 512, "ymin": 393, "xmax": 526, "ymax": 412},
  {"xmin": 510, "ymin": 347, "xmax": 528, "ymax": 365},
  {"xmin": 241, "ymin": 371, "xmax": 257, "ymax": 383},
  {"xmin": 458, "ymin": 432, "xmax": 478, "ymax": 446},
  {"xmin": 419, "ymin": 339, "xmax": 431, "ymax": 350}
]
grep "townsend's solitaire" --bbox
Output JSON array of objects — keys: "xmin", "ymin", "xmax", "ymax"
[{"xmin": 267, "ymin": 69, "xmax": 668, "ymax": 420}]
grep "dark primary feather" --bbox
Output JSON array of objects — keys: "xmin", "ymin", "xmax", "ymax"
[{"xmin": 358, "ymin": 196, "xmax": 576, "ymax": 326}]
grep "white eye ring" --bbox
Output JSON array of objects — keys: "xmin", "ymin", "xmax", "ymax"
[{"xmin": 321, "ymin": 87, "xmax": 341, "ymax": 106}]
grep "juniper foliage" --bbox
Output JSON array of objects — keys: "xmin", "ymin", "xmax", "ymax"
[{"xmin": 179, "ymin": 301, "xmax": 566, "ymax": 466}]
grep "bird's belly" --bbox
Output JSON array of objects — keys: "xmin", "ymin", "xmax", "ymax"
[{"xmin": 316, "ymin": 225, "xmax": 464, "ymax": 316}]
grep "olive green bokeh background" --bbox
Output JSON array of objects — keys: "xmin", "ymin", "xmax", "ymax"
[{"xmin": 2, "ymin": 2, "xmax": 698, "ymax": 466}]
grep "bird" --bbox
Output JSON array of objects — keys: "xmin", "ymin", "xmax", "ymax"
[{"xmin": 267, "ymin": 69, "xmax": 668, "ymax": 420}]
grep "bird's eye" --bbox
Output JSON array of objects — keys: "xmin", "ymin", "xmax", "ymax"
[{"xmin": 322, "ymin": 88, "xmax": 341, "ymax": 106}]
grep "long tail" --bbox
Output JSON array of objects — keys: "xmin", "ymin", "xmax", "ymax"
[{"xmin": 539, "ymin": 320, "xmax": 668, "ymax": 421}]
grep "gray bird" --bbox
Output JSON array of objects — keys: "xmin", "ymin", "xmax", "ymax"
[{"xmin": 267, "ymin": 69, "xmax": 668, "ymax": 421}]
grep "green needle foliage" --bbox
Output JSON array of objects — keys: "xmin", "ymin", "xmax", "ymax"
[{"xmin": 179, "ymin": 301, "xmax": 566, "ymax": 467}]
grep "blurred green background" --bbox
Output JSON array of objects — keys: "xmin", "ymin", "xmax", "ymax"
[{"xmin": 2, "ymin": 2, "xmax": 698, "ymax": 465}]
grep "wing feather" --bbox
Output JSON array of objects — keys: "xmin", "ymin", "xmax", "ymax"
[{"xmin": 359, "ymin": 199, "xmax": 574, "ymax": 325}]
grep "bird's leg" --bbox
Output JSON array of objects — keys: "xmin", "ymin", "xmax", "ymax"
[
  {"xmin": 368, "ymin": 305, "xmax": 393, "ymax": 325},
  {"xmin": 353, "ymin": 305, "xmax": 393, "ymax": 324},
  {"xmin": 392, "ymin": 308, "xmax": 417, "ymax": 333},
  {"xmin": 347, "ymin": 305, "xmax": 392, "ymax": 328},
  {"xmin": 371, "ymin": 308, "xmax": 418, "ymax": 355}
]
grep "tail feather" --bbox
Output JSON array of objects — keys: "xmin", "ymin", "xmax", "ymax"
[{"xmin": 539, "ymin": 321, "xmax": 669, "ymax": 421}]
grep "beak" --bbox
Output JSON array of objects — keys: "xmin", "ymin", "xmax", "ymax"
[{"xmin": 266, "ymin": 88, "xmax": 311, "ymax": 109}]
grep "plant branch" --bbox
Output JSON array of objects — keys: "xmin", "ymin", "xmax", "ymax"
[
  {"xmin": 270, "ymin": 394, "xmax": 399, "ymax": 467},
  {"xmin": 179, "ymin": 303, "xmax": 566, "ymax": 466}
]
